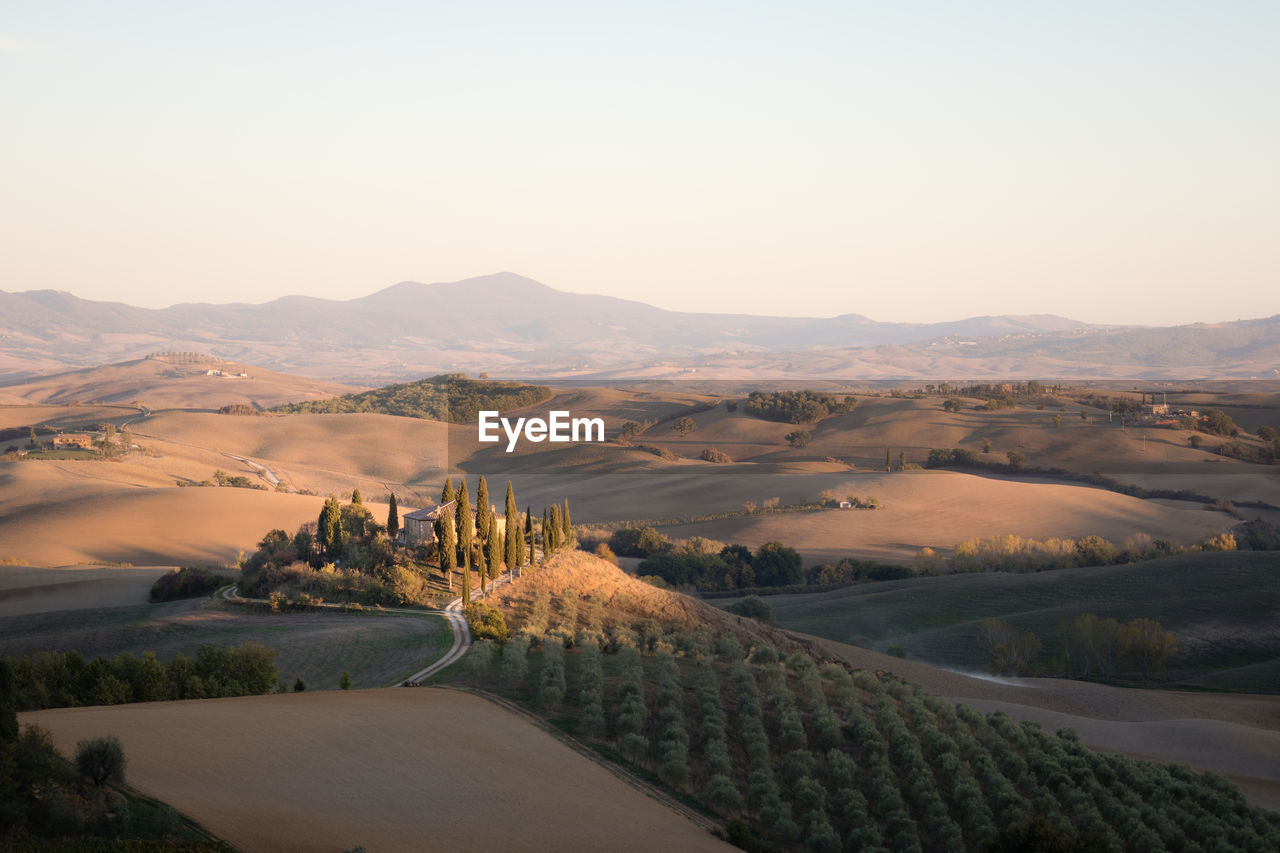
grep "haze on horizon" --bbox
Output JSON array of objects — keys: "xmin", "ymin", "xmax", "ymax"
[{"xmin": 2, "ymin": 2, "xmax": 1277, "ymax": 327}]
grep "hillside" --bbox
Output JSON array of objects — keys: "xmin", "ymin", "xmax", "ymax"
[
  {"xmin": 23, "ymin": 690, "xmax": 733, "ymax": 852},
  {"xmin": 0, "ymin": 354, "xmax": 359, "ymax": 410},
  {"xmin": 437, "ymin": 551, "xmax": 1280, "ymax": 846},
  {"xmin": 5, "ymin": 273, "xmax": 1279, "ymax": 380},
  {"xmin": 746, "ymin": 551, "xmax": 1280, "ymax": 692}
]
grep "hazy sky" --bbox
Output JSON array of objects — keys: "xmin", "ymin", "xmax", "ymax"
[{"xmin": 2, "ymin": 2, "xmax": 1277, "ymax": 325}]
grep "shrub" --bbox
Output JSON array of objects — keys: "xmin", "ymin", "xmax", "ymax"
[
  {"xmin": 149, "ymin": 566, "xmax": 235, "ymax": 602},
  {"xmin": 725, "ymin": 594, "xmax": 772, "ymax": 622},
  {"xmin": 466, "ymin": 602, "xmax": 510, "ymax": 644},
  {"xmin": 700, "ymin": 447, "xmax": 732, "ymax": 463},
  {"xmin": 500, "ymin": 636, "xmax": 529, "ymax": 686},
  {"xmin": 75, "ymin": 735, "xmax": 126, "ymax": 788}
]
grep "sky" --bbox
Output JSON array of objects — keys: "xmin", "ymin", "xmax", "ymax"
[{"xmin": 2, "ymin": 2, "xmax": 1277, "ymax": 325}]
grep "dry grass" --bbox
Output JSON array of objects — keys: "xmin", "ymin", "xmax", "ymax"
[
  {"xmin": 0, "ymin": 464, "xmax": 324, "ymax": 565},
  {"xmin": 491, "ymin": 550, "xmax": 809, "ymax": 655},
  {"xmin": 2, "ymin": 357, "xmax": 359, "ymax": 409},
  {"xmin": 22, "ymin": 689, "xmax": 734, "ymax": 852},
  {"xmin": 0, "ymin": 564, "xmax": 171, "ymax": 617},
  {"xmin": 648, "ymin": 469, "xmax": 1230, "ymax": 563}
]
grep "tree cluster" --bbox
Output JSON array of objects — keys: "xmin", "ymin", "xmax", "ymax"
[
  {"xmin": 271, "ymin": 373, "xmax": 552, "ymax": 423},
  {"xmin": 744, "ymin": 390, "xmax": 854, "ymax": 424},
  {"xmin": 6, "ymin": 644, "xmax": 279, "ymax": 711}
]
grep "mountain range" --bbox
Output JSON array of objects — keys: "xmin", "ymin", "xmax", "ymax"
[{"xmin": 2, "ymin": 272, "xmax": 1277, "ymax": 382}]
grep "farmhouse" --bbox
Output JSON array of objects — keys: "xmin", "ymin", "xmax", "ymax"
[
  {"xmin": 402, "ymin": 501, "xmax": 456, "ymax": 545},
  {"xmin": 52, "ymin": 434, "xmax": 94, "ymax": 450},
  {"xmin": 402, "ymin": 501, "xmax": 507, "ymax": 545}
]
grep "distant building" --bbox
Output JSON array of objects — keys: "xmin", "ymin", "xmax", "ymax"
[
  {"xmin": 838, "ymin": 500, "xmax": 853, "ymax": 509},
  {"xmin": 402, "ymin": 500, "xmax": 506, "ymax": 545},
  {"xmin": 53, "ymin": 433, "xmax": 94, "ymax": 450},
  {"xmin": 402, "ymin": 501, "xmax": 456, "ymax": 545},
  {"xmin": 1142, "ymin": 403, "xmax": 1169, "ymax": 416}
]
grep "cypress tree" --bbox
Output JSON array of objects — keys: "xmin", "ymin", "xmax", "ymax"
[
  {"xmin": 441, "ymin": 478, "xmax": 455, "ymax": 505},
  {"xmin": 386, "ymin": 493, "xmax": 399, "ymax": 542},
  {"xmin": 439, "ymin": 512, "xmax": 457, "ymax": 590},
  {"xmin": 886, "ymin": 448, "xmax": 892, "ymax": 472},
  {"xmin": 456, "ymin": 480, "xmax": 472, "ymax": 571},
  {"xmin": 475, "ymin": 476, "xmax": 491, "ymax": 546},
  {"xmin": 486, "ymin": 515, "xmax": 501, "ymax": 580},
  {"xmin": 318, "ymin": 495, "xmax": 343, "ymax": 560},
  {"xmin": 542, "ymin": 507, "xmax": 550, "ymax": 559},
  {"xmin": 477, "ymin": 539, "xmax": 487, "ymax": 594},
  {"xmin": 561, "ymin": 499, "xmax": 572, "ymax": 546},
  {"xmin": 351, "ymin": 488, "xmax": 363, "ymax": 506},
  {"xmin": 526, "ymin": 506, "xmax": 535, "ymax": 565},
  {"xmin": 549, "ymin": 505, "xmax": 561, "ymax": 554},
  {"xmin": 514, "ymin": 511, "xmax": 526, "ymax": 567},
  {"xmin": 504, "ymin": 482, "xmax": 519, "ymax": 571}
]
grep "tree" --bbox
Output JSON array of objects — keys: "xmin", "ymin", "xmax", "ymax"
[
  {"xmin": 351, "ymin": 488, "xmax": 363, "ymax": 506},
  {"xmin": 982, "ymin": 438, "xmax": 992, "ymax": 454},
  {"xmin": 340, "ymin": 670, "xmax": 352, "ymax": 690},
  {"xmin": 548, "ymin": 505, "xmax": 562, "ymax": 554},
  {"xmin": 75, "ymin": 735, "xmax": 126, "ymax": 788},
  {"xmin": 456, "ymin": 480, "xmax": 472, "ymax": 571},
  {"xmin": 476, "ymin": 535, "xmax": 488, "ymax": 594},
  {"xmin": 475, "ymin": 476, "xmax": 491, "ymax": 547},
  {"xmin": 386, "ymin": 492, "xmax": 400, "ymax": 543},
  {"xmin": 672, "ymin": 416, "xmax": 697, "ymax": 436},
  {"xmin": 437, "ymin": 512, "xmax": 457, "ymax": 589},
  {"xmin": 1189, "ymin": 434, "xmax": 1203, "ymax": 449},
  {"xmin": 1120, "ymin": 618, "xmax": 1177, "ymax": 682},
  {"xmin": 943, "ymin": 398, "xmax": 963, "ymax": 412},
  {"xmin": 1052, "ymin": 414, "xmax": 1062, "ymax": 428},
  {"xmin": 785, "ymin": 429, "xmax": 810, "ymax": 448},
  {"xmin": 1006, "ymin": 450, "xmax": 1026, "ymax": 470},
  {"xmin": 318, "ymin": 495, "xmax": 343, "ymax": 560},
  {"xmin": 753, "ymin": 541, "xmax": 803, "ymax": 586},
  {"xmin": 979, "ymin": 619, "xmax": 1040, "ymax": 676},
  {"xmin": 1202, "ymin": 409, "xmax": 1239, "ymax": 436},
  {"xmin": 1259, "ymin": 426, "xmax": 1278, "ymax": 442},
  {"xmin": 542, "ymin": 507, "xmax": 551, "ymax": 558},
  {"xmin": 620, "ymin": 421, "xmax": 643, "ymax": 439},
  {"xmin": 726, "ymin": 595, "xmax": 772, "ymax": 622},
  {"xmin": 561, "ymin": 499, "xmax": 572, "ymax": 546},
  {"xmin": 504, "ymin": 482, "xmax": 519, "ymax": 571},
  {"xmin": 898, "ymin": 450, "xmax": 905, "ymax": 471},
  {"xmin": 526, "ymin": 505, "xmax": 535, "ymax": 564},
  {"xmin": 885, "ymin": 448, "xmax": 892, "ymax": 472},
  {"xmin": 486, "ymin": 515, "xmax": 501, "ymax": 580},
  {"xmin": 441, "ymin": 477, "xmax": 455, "ymax": 505}
]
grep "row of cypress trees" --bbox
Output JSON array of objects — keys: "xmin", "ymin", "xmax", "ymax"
[{"xmin": 413, "ymin": 475, "xmax": 574, "ymax": 602}]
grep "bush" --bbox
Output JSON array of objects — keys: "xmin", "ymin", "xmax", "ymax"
[
  {"xmin": 608, "ymin": 526, "xmax": 672, "ymax": 558},
  {"xmin": 466, "ymin": 602, "xmax": 510, "ymax": 644},
  {"xmin": 725, "ymin": 595, "xmax": 772, "ymax": 622},
  {"xmin": 149, "ymin": 566, "xmax": 235, "ymax": 602},
  {"xmin": 700, "ymin": 447, "xmax": 732, "ymax": 463},
  {"xmin": 75, "ymin": 735, "xmax": 126, "ymax": 788}
]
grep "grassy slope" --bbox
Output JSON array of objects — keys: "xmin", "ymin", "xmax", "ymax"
[
  {"xmin": 0, "ymin": 596, "xmax": 448, "ymax": 690},
  {"xmin": 747, "ymin": 551, "xmax": 1280, "ymax": 691}
]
